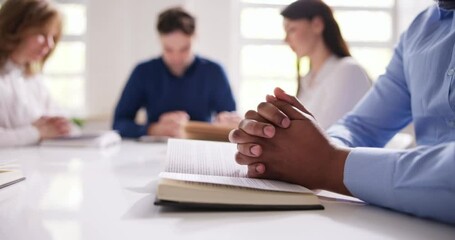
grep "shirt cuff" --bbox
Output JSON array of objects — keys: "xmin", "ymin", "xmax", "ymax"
[
  {"xmin": 138, "ymin": 125, "xmax": 148, "ymax": 137},
  {"xmin": 343, "ymin": 147, "xmax": 403, "ymax": 208},
  {"xmin": 17, "ymin": 126, "xmax": 41, "ymax": 146}
]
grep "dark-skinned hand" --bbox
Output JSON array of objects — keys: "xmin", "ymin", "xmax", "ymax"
[{"xmin": 229, "ymin": 87, "xmax": 351, "ymax": 194}]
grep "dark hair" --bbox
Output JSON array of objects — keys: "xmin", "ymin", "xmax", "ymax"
[
  {"xmin": 157, "ymin": 7, "xmax": 195, "ymax": 35},
  {"xmin": 281, "ymin": 0, "xmax": 350, "ymax": 58},
  {"xmin": 0, "ymin": 0, "xmax": 62, "ymax": 75}
]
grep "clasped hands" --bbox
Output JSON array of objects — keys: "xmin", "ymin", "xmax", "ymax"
[
  {"xmin": 33, "ymin": 116, "xmax": 72, "ymax": 140},
  {"xmin": 229, "ymin": 87, "xmax": 351, "ymax": 194},
  {"xmin": 148, "ymin": 111, "xmax": 241, "ymax": 138}
]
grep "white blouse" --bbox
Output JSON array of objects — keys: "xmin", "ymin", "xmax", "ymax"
[
  {"xmin": 298, "ymin": 55, "xmax": 371, "ymax": 129},
  {"xmin": 0, "ymin": 60, "xmax": 65, "ymax": 147}
]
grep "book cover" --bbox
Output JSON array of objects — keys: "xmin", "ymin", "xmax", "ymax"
[
  {"xmin": 184, "ymin": 121, "xmax": 234, "ymax": 142},
  {"xmin": 154, "ymin": 139, "xmax": 323, "ymax": 210}
]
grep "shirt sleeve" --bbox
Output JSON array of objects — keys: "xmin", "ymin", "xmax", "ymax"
[
  {"xmin": 344, "ymin": 143, "xmax": 455, "ymax": 224},
  {"xmin": 0, "ymin": 125, "xmax": 40, "ymax": 147},
  {"xmin": 327, "ymin": 33, "xmax": 412, "ymax": 148},
  {"xmin": 326, "ymin": 26, "xmax": 455, "ymax": 224},
  {"xmin": 113, "ymin": 65, "xmax": 148, "ymax": 138},
  {"xmin": 209, "ymin": 64, "xmax": 236, "ymax": 114}
]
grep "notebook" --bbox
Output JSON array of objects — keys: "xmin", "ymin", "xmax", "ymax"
[
  {"xmin": 0, "ymin": 161, "xmax": 25, "ymax": 189},
  {"xmin": 154, "ymin": 139, "xmax": 324, "ymax": 210}
]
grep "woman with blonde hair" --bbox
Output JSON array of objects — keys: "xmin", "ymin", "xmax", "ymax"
[
  {"xmin": 282, "ymin": 0, "xmax": 371, "ymax": 129},
  {"xmin": 0, "ymin": 0, "xmax": 73, "ymax": 147}
]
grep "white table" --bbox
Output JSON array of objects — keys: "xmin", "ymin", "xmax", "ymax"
[{"xmin": 0, "ymin": 141, "xmax": 454, "ymax": 240}]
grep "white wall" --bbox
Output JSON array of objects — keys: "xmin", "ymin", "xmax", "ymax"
[
  {"xmin": 186, "ymin": 0, "xmax": 241, "ymax": 98},
  {"xmin": 397, "ymin": 0, "xmax": 434, "ymax": 35}
]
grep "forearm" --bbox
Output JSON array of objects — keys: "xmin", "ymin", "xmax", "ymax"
[
  {"xmin": 0, "ymin": 126, "xmax": 40, "ymax": 147},
  {"xmin": 344, "ymin": 142, "xmax": 455, "ymax": 224},
  {"xmin": 112, "ymin": 118, "xmax": 147, "ymax": 138},
  {"xmin": 113, "ymin": 69, "xmax": 146, "ymax": 139},
  {"xmin": 326, "ymin": 38, "xmax": 412, "ymax": 148}
]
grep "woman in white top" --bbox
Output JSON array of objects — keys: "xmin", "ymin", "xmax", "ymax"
[
  {"xmin": 0, "ymin": 0, "xmax": 72, "ymax": 147},
  {"xmin": 281, "ymin": 0, "xmax": 371, "ymax": 129}
]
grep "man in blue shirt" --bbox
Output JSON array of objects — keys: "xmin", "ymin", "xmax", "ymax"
[
  {"xmin": 229, "ymin": 1, "xmax": 455, "ymax": 224},
  {"xmin": 113, "ymin": 7, "xmax": 238, "ymax": 138}
]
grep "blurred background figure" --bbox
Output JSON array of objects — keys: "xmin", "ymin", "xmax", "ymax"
[
  {"xmin": 113, "ymin": 7, "xmax": 239, "ymax": 139},
  {"xmin": 282, "ymin": 0, "xmax": 371, "ymax": 129},
  {"xmin": 0, "ymin": 0, "xmax": 76, "ymax": 147}
]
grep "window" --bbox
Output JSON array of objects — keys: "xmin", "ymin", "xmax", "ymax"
[
  {"xmin": 43, "ymin": 1, "xmax": 87, "ymax": 116},
  {"xmin": 238, "ymin": 0, "xmax": 396, "ymax": 114}
]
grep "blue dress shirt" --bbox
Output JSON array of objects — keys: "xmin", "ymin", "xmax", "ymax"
[
  {"xmin": 327, "ymin": 6, "xmax": 455, "ymax": 224},
  {"xmin": 113, "ymin": 56, "xmax": 236, "ymax": 138}
]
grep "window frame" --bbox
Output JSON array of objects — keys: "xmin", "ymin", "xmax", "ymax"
[{"xmin": 45, "ymin": 0, "xmax": 87, "ymax": 116}]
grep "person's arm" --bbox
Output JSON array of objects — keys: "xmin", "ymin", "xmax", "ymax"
[
  {"xmin": 113, "ymin": 65, "xmax": 147, "ymax": 138},
  {"xmin": 327, "ymin": 34, "xmax": 412, "ymax": 147},
  {"xmin": 0, "ymin": 126, "xmax": 40, "ymax": 147},
  {"xmin": 0, "ymin": 117, "xmax": 71, "ymax": 147},
  {"xmin": 0, "ymin": 76, "xmax": 71, "ymax": 147},
  {"xmin": 209, "ymin": 64, "xmax": 236, "ymax": 114},
  {"xmin": 230, "ymin": 91, "xmax": 455, "ymax": 224},
  {"xmin": 147, "ymin": 111, "xmax": 189, "ymax": 138},
  {"xmin": 345, "ymin": 143, "xmax": 455, "ymax": 224}
]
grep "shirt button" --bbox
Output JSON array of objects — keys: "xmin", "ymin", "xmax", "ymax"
[
  {"xmin": 447, "ymin": 119, "xmax": 455, "ymax": 127},
  {"xmin": 448, "ymin": 68, "xmax": 455, "ymax": 76}
]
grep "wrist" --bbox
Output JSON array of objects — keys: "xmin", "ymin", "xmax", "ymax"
[
  {"xmin": 323, "ymin": 147, "xmax": 352, "ymax": 195},
  {"xmin": 31, "ymin": 125, "xmax": 44, "ymax": 141},
  {"xmin": 147, "ymin": 123, "xmax": 158, "ymax": 136}
]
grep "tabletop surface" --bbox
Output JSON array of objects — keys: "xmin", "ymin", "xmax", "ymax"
[{"xmin": 0, "ymin": 141, "xmax": 454, "ymax": 240}]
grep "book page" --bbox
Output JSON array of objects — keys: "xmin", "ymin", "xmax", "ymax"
[
  {"xmin": 0, "ymin": 159, "xmax": 21, "ymax": 171},
  {"xmin": 159, "ymin": 172, "xmax": 312, "ymax": 193},
  {"xmin": 164, "ymin": 139, "xmax": 313, "ymax": 193},
  {"xmin": 166, "ymin": 139, "xmax": 247, "ymax": 177}
]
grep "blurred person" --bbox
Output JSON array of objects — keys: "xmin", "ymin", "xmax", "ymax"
[
  {"xmin": 113, "ymin": 7, "xmax": 239, "ymax": 138},
  {"xmin": 0, "ymin": 0, "xmax": 74, "ymax": 147},
  {"xmin": 282, "ymin": 0, "xmax": 370, "ymax": 129}
]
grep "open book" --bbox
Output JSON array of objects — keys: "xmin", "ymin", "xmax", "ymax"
[
  {"xmin": 155, "ymin": 139, "xmax": 323, "ymax": 210},
  {"xmin": 0, "ymin": 161, "xmax": 25, "ymax": 189},
  {"xmin": 40, "ymin": 130, "xmax": 121, "ymax": 148}
]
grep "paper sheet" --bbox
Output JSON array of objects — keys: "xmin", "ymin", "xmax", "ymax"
[{"xmin": 163, "ymin": 139, "xmax": 312, "ymax": 193}]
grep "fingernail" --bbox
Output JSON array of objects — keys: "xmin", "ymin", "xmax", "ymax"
[
  {"xmin": 255, "ymin": 164, "xmax": 265, "ymax": 174},
  {"xmin": 281, "ymin": 118, "xmax": 290, "ymax": 128},
  {"xmin": 250, "ymin": 145, "xmax": 261, "ymax": 156},
  {"xmin": 263, "ymin": 125, "xmax": 275, "ymax": 137}
]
